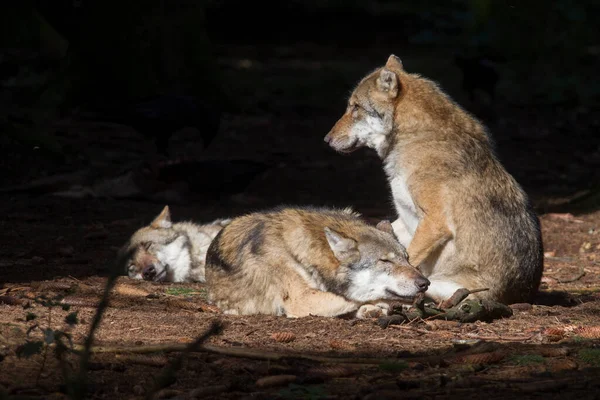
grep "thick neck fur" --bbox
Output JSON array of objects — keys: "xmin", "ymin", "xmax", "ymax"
[
  {"xmin": 171, "ymin": 221, "xmax": 216, "ymax": 267},
  {"xmin": 382, "ymin": 74, "xmax": 491, "ymax": 172}
]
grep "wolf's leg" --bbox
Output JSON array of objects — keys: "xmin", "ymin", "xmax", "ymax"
[
  {"xmin": 356, "ymin": 303, "xmax": 390, "ymax": 319},
  {"xmin": 391, "ymin": 218, "xmax": 413, "ymax": 248},
  {"xmin": 283, "ymin": 288, "xmax": 359, "ymax": 318},
  {"xmin": 407, "ymin": 215, "xmax": 452, "ymax": 267},
  {"xmin": 425, "ymin": 273, "xmax": 488, "ymax": 303}
]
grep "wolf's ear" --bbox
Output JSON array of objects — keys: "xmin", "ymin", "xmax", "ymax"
[
  {"xmin": 324, "ymin": 227, "xmax": 358, "ymax": 261},
  {"xmin": 376, "ymin": 69, "xmax": 399, "ymax": 98},
  {"xmin": 376, "ymin": 220, "xmax": 394, "ymax": 235},
  {"xmin": 385, "ymin": 54, "xmax": 403, "ymax": 70},
  {"xmin": 151, "ymin": 205, "xmax": 172, "ymax": 229},
  {"xmin": 376, "ymin": 219, "xmax": 401, "ymax": 242}
]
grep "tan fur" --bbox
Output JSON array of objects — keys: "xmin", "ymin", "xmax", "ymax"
[
  {"xmin": 117, "ymin": 206, "xmax": 231, "ymax": 283},
  {"xmin": 324, "ymin": 55, "xmax": 543, "ymax": 305},
  {"xmin": 205, "ymin": 206, "xmax": 429, "ymax": 318}
]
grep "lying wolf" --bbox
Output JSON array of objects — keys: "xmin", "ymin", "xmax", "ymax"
[
  {"xmin": 117, "ymin": 206, "xmax": 230, "ymax": 282},
  {"xmin": 205, "ymin": 206, "xmax": 430, "ymax": 318}
]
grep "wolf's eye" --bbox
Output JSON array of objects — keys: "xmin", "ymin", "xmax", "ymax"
[{"xmin": 144, "ymin": 242, "xmax": 153, "ymax": 251}]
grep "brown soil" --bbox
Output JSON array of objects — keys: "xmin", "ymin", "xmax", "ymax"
[{"xmin": 1, "ymin": 43, "xmax": 600, "ymax": 400}]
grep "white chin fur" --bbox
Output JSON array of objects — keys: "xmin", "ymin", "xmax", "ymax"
[
  {"xmin": 346, "ymin": 269, "xmax": 418, "ymax": 302},
  {"xmin": 155, "ymin": 236, "xmax": 192, "ymax": 283},
  {"xmin": 350, "ymin": 116, "xmax": 389, "ymax": 156}
]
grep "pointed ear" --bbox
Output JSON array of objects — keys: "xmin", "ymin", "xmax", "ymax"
[
  {"xmin": 376, "ymin": 68, "xmax": 399, "ymax": 98},
  {"xmin": 150, "ymin": 205, "xmax": 172, "ymax": 229},
  {"xmin": 324, "ymin": 227, "xmax": 357, "ymax": 260},
  {"xmin": 376, "ymin": 220, "xmax": 394, "ymax": 235},
  {"xmin": 385, "ymin": 54, "xmax": 403, "ymax": 70}
]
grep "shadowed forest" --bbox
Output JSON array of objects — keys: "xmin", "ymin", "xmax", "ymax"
[{"xmin": 1, "ymin": 1, "xmax": 600, "ymax": 399}]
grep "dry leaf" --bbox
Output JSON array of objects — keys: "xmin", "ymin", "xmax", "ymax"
[
  {"xmin": 165, "ymin": 298, "xmax": 202, "ymax": 311},
  {"xmin": 271, "ymin": 332, "xmax": 296, "ymax": 343},
  {"xmin": 544, "ymin": 251, "xmax": 556, "ymax": 258},
  {"xmin": 31, "ymin": 281, "xmax": 74, "ymax": 292},
  {"xmin": 575, "ymin": 326, "xmax": 600, "ymax": 339},
  {"xmin": 544, "ymin": 327, "xmax": 565, "ymax": 336},
  {"xmin": 426, "ymin": 320, "xmax": 461, "ymax": 331},
  {"xmin": 113, "ymin": 283, "xmax": 150, "ymax": 297},
  {"xmin": 198, "ymin": 303, "xmax": 221, "ymax": 313},
  {"xmin": 255, "ymin": 375, "xmax": 297, "ymax": 388},
  {"xmin": 328, "ymin": 339, "xmax": 354, "ymax": 350}
]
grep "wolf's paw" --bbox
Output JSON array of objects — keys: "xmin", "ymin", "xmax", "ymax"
[{"xmin": 356, "ymin": 303, "xmax": 390, "ymax": 319}]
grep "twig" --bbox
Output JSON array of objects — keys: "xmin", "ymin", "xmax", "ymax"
[
  {"xmin": 35, "ymin": 307, "xmax": 52, "ymax": 386},
  {"xmin": 145, "ymin": 320, "xmax": 223, "ymax": 400},
  {"xmin": 439, "ymin": 287, "xmax": 490, "ymax": 309},
  {"xmin": 69, "ymin": 266, "xmax": 121, "ymax": 400},
  {"xmin": 557, "ymin": 266, "xmax": 586, "ymax": 283},
  {"xmin": 76, "ymin": 342, "xmax": 423, "ymax": 365},
  {"xmin": 464, "ymin": 333, "xmax": 533, "ymax": 342},
  {"xmin": 389, "ymin": 325, "xmax": 432, "ymax": 335}
]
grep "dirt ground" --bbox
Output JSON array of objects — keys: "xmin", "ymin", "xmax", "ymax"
[{"xmin": 1, "ymin": 42, "xmax": 600, "ymax": 399}]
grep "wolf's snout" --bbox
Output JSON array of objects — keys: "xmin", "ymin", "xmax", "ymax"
[
  {"xmin": 415, "ymin": 276, "xmax": 430, "ymax": 291},
  {"xmin": 142, "ymin": 265, "xmax": 157, "ymax": 280}
]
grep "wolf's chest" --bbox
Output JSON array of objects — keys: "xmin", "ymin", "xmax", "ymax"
[{"xmin": 389, "ymin": 175, "xmax": 419, "ymax": 234}]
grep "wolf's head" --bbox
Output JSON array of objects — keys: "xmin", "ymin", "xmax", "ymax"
[
  {"xmin": 324, "ymin": 219, "xmax": 429, "ymax": 303},
  {"xmin": 117, "ymin": 206, "xmax": 192, "ymax": 282},
  {"xmin": 325, "ymin": 54, "xmax": 450, "ymax": 158}
]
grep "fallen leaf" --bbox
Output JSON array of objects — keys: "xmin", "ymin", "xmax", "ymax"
[
  {"xmin": 576, "ymin": 326, "xmax": 600, "ymax": 339},
  {"xmin": 113, "ymin": 283, "xmax": 150, "ymax": 297},
  {"xmin": 271, "ymin": 332, "xmax": 296, "ymax": 343}
]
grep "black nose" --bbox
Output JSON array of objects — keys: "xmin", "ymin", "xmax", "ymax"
[
  {"xmin": 324, "ymin": 133, "xmax": 332, "ymax": 143},
  {"xmin": 142, "ymin": 265, "xmax": 156, "ymax": 280},
  {"xmin": 415, "ymin": 277, "xmax": 430, "ymax": 291}
]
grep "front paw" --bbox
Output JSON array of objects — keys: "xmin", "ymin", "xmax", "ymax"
[{"xmin": 356, "ymin": 303, "xmax": 390, "ymax": 319}]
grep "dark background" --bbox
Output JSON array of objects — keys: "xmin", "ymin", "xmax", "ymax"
[
  {"xmin": 1, "ymin": 0, "xmax": 599, "ymax": 222},
  {"xmin": 1, "ymin": 3, "xmax": 600, "ymax": 398}
]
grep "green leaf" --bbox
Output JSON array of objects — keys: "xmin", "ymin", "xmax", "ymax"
[
  {"xmin": 43, "ymin": 328, "xmax": 55, "ymax": 344},
  {"xmin": 16, "ymin": 340, "xmax": 44, "ymax": 358},
  {"xmin": 65, "ymin": 311, "xmax": 78, "ymax": 325},
  {"xmin": 26, "ymin": 312, "xmax": 37, "ymax": 321}
]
